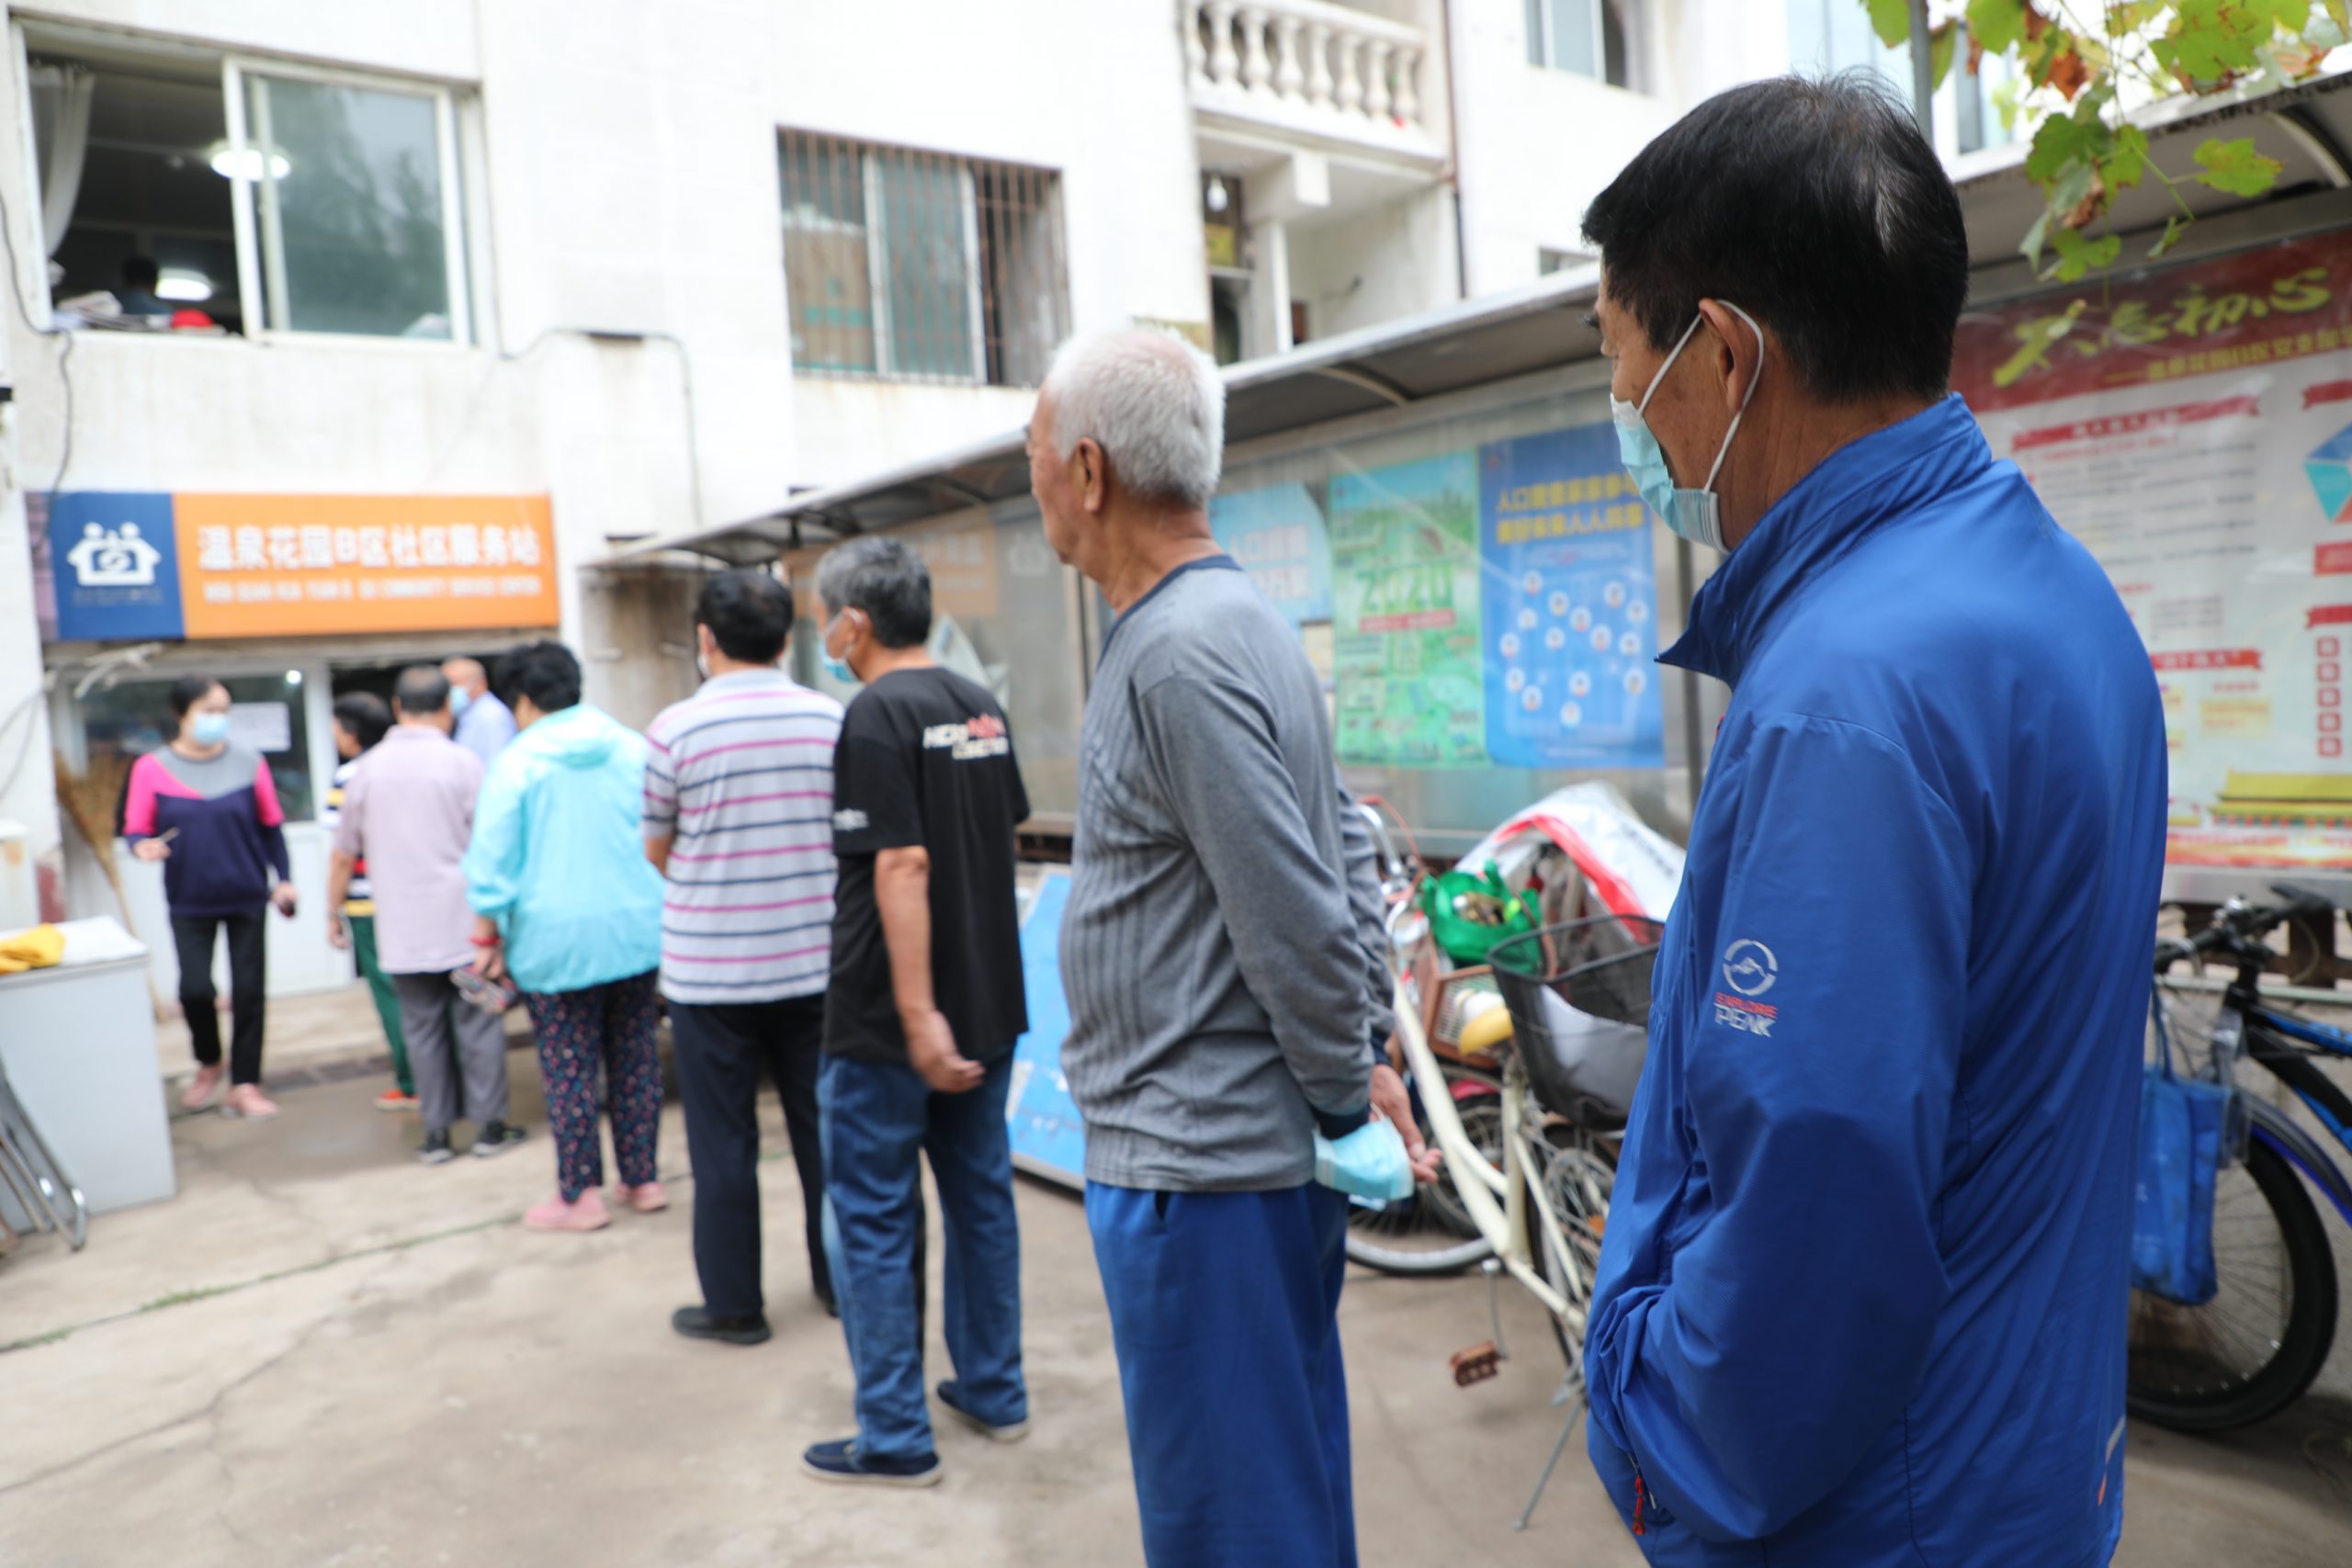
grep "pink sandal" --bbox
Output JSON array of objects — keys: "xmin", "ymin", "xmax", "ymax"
[
  {"xmin": 180, "ymin": 1064, "xmax": 225, "ymax": 1111},
  {"xmin": 220, "ymin": 1084, "xmax": 280, "ymax": 1120},
  {"xmin": 613, "ymin": 1180, "xmax": 670, "ymax": 1214},
  {"xmin": 524, "ymin": 1190, "xmax": 612, "ymax": 1232}
]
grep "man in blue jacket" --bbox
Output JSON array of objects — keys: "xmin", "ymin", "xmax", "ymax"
[{"xmin": 1578, "ymin": 76, "xmax": 2166, "ymax": 1565}]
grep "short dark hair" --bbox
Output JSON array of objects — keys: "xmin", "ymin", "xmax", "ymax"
[
  {"xmin": 814, "ymin": 536, "xmax": 932, "ymax": 649},
  {"xmin": 695, "ymin": 569, "xmax": 794, "ymax": 664},
  {"xmin": 333, "ymin": 691, "xmax": 393, "ymax": 750},
  {"xmin": 1582, "ymin": 73, "xmax": 1968, "ymax": 404},
  {"xmin": 497, "ymin": 640, "xmax": 582, "ymax": 715},
  {"xmin": 167, "ymin": 674, "xmax": 223, "ymax": 720},
  {"xmin": 122, "ymin": 255, "xmax": 160, "ymax": 291},
  {"xmin": 393, "ymin": 665, "xmax": 452, "ymax": 716}
]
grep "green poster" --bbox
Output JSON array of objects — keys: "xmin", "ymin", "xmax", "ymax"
[{"xmin": 1329, "ymin": 454, "xmax": 1487, "ymax": 767}]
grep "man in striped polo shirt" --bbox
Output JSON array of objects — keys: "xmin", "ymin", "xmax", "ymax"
[{"xmin": 645, "ymin": 569, "xmax": 844, "ymax": 1345}]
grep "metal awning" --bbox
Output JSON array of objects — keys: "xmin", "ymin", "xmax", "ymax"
[
  {"xmin": 602, "ymin": 65, "xmax": 2352, "ymax": 570},
  {"xmin": 596, "ymin": 265, "xmax": 1613, "ymax": 568}
]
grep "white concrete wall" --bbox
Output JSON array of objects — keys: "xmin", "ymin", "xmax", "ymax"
[
  {"xmin": 0, "ymin": 482, "xmax": 61, "ymax": 874},
  {"xmin": 769, "ymin": 0, "xmax": 1208, "ymax": 484},
  {"xmin": 1448, "ymin": 0, "xmax": 1792, "ymax": 296},
  {"xmin": 0, "ymin": 0, "xmax": 1216, "ymax": 892},
  {"xmin": 1289, "ymin": 185, "xmax": 1457, "ymax": 343},
  {"xmin": 3, "ymin": 0, "xmax": 1210, "ymax": 542}
]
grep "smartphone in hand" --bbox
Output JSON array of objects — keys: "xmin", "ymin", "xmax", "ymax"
[{"xmin": 453, "ymin": 966, "xmax": 518, "ymax": 1015}]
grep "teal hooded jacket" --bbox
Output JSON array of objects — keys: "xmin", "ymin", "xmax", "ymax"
[{"xmin": 463, "ymin": 703, "xmax": 664, "ymax": 995}]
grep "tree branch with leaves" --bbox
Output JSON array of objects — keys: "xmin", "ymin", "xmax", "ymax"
[{"xmin": 1863, "ymin": 1, "xmax": 2348, "ymax": 280}]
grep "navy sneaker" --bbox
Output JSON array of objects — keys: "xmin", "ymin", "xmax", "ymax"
[
  {"xmin": 471, "ymin": 1121, "xmax": 528, "ymax": 1159},
  {"xmin": 416, "ymin": 1131, "xmax": 456, "ymax": 1166},
  {"xmin": 801, "ymin": 1438, "xmax": 941, "ymax": 1488},
  {"xmin": 935, "ymin": 1381, "xmax": 1029, "ymax": 1443},
  {"xmin": 672, "ymin": 1305, "xmax": 772, "ymax": 1347}
]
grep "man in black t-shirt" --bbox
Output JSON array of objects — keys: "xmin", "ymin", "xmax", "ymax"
[{"xmin": 803, "ymin": 536, "xmax": 1032, "ymax": 1490}]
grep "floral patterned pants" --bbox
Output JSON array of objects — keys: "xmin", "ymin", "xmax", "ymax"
[{"xmin": 523, "ymin": 970, "xmax": 662, "ymax": 1201}]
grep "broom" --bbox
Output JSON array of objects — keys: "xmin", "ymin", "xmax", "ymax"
[{"xmin": 51, "ymin": 751, "xmax": 166, "ymax": 1018}]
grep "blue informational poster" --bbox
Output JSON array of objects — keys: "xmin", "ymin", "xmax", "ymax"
[
  {"xmin": 1477, "ymin": 426, "xmax": 1666, "ymax": 770},
  {"xmin": 1209, "ymin": 482, "xmax": 1332, "ymax": 625},
  {"xmin": 1005, "ymin": 870, "xmax": 1084, "ymax": 1188}
]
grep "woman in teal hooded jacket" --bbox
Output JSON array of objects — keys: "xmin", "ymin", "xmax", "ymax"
[{"xmin": 464, "ymin": 641, "xmax": 666, "ymax": 1234}]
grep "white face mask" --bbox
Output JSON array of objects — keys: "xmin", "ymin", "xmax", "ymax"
[{"xmin": 1609, "ymin": 302, "xmax": 1765, "ymax": 553}]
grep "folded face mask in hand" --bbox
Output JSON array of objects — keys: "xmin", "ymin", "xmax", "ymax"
[{"xmin": 1314, "ymin": 1118, "xmax": 1416, "ymax": 1204}]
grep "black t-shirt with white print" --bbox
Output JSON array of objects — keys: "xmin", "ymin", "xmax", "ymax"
[{"xmin": 823, "ymin": 665, "xmax": 1031, "ymax": 1066}]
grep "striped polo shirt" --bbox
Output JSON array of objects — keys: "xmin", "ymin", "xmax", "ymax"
[{"xmin": 643, "ymin": 669, "xmax": 844, "ymax": 1005}]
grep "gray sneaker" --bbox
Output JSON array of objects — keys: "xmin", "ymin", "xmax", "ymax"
[
  {"xmin": 417, "ymin": 1131, "xmax": 456, "ymax": 1166},
  {"xmin": 472, "ymin": 1121, "xmax": 527, "ymax": 1159}
]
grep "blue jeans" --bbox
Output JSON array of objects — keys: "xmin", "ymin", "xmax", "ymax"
[
  {"xmin": 1086, "ymin": 1182, "xmax": 1356, "ymax": 1568},
  {"xmin": 819, "ymin": 1052, "xmax": 1025, "ymax": 1459}
]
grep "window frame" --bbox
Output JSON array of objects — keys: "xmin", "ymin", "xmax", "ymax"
[
  {"xmin": 1527, "ymin": 0, "xmax": 1636, "ymax": 91},
  {"xmin": 11, "ymin": 20, "xmax": 477, "ymax": 349},
  {"xmin": 221, "ymin": 54, "xmax": 473, "ymax": 348},
  {"xmin": 779, "ymin": 130, "xmax": 1067, "ymax": 389}
]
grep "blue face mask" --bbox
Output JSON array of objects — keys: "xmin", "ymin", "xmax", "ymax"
[
  {"xmin": 190, "ymin": 712, "xmax": 232, "ymax": 747},
  {"xmin": 820, "ymin": 613, "xmax": 858, "ymax": 685},
  {"xmin": 1611, "ymin": 302, "xmax": 1764, "ymax": 554},
  {"xmin": 449, "ymin": 685, "xmax": 471, "ymax": 717}
]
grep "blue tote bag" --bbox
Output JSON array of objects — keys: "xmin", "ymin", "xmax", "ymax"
[{"xmin": 2131, "ymin": 998, "xmax": 2230, "ymax": 1307}]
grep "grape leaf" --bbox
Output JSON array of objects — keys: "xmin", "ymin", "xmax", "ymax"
[
  {"xmin": 1967, "ymin": 0, "xmax": 2028, "ymax": 54},
  {"xmin": 2191, "ymin": 136, "xmax": 2285, "ymax": 197},
  {"xmin": 1866, "ymin": 0, "xmax": 1913, "ymax": 49},
  {"xmin": 2024, "ymin": 112, "xmax": 2102, "ymax": 183},
  {"xmin": 1931, "ymin": 21, "xmax": 1959, "ymax": 88},
  {"xmin": 2102, "ymin": 124, "xmax": 2150, "ymax": 189},
  {"xmin": 2048, "ymin": 229, "xmax": 2123, "ymax": 283}
]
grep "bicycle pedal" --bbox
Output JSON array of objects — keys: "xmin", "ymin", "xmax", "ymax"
[{"xmin": 1451, "ymin": 1341, "xmax": 1503, "ymax": 1386}]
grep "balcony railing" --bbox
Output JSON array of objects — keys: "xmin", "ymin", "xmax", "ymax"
[{"xmin": 1183, "ymin": 0, "xmax": 1434, "ymax": 148}]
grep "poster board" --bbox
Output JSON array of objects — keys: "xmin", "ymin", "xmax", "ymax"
[
  {"xmin": 1005, "ymin": 870, "xmax": 1084, "ymax": 1188},
  {"xmin": 1951, "ymin": 229, "xmax": 2352, "ymax": 874},
  {"xmin": 1216, "ymin": 417, "xmax": 1668, "ymax": 774}
]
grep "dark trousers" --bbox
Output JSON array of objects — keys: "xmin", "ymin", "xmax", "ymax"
[
  {"xmin": 172, "ymin": 911, "xmax": 267, "ymax": 1086},
  {"xmin": 670, "ymin": 993, "xmax": 831, "ymax": 1315},
  {"xmin": 1086, "ymin": 1182, "xmax": 1356, "ymax": 1568}
]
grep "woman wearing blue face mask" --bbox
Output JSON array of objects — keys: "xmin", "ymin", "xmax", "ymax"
[{"xmin": 125, "ymin": 675, "xmax": 300, "ymax": 1118}]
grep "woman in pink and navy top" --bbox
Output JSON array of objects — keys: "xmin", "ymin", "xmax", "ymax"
[{"xmin": 125, "ymin": 676, "xmax": 300, "ymax": 1119}]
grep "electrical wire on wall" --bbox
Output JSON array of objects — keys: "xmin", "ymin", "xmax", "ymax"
[{"xmin": 0, "ymin": 184, "xmax": 78, "ymax": 497}]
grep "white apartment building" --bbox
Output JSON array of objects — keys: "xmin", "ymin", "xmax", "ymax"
[{"xmin": 0, "ymin": 0, "xmax": 1808, "ymax": 994}]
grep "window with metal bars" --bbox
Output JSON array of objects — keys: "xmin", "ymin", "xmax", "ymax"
[{"xmin": 779, "ymin": 131, "xmax": 1069, "ymax": 387}]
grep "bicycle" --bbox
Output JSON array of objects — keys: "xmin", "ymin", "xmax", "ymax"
[
  {"xmin": 1340, "ymin": 804, "xmax": 1512, "ymax": 1279},
  {"xmin": 1385, "ymin": 900, "xmax": 1660, "ymax": 1529},
  {"xmin": 2136, "ymin": 886, "xmax": 2352, "ymax": 1431}
]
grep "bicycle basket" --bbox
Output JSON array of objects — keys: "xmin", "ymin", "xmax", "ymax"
[{"xmin": 1488, "ymin": 917, "xmax": 1664, "ymax": 1129}]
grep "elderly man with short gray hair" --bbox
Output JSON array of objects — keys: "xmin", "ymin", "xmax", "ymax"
[
  {"xmin": 1030, "ymin": 329, "xmax": 1437, "ymax": 1568},
  {"xmin": 801, "ymin": 536, "xmax": 1032, "ymax": 1489}
]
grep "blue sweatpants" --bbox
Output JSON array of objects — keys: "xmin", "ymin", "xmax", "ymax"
[{"xmin": 1085, "ymin": 1181, "xmax": 1356, "ymax": 1568}]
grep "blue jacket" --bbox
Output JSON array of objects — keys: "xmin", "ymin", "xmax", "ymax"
[
  {"xmin": 1584, "ymin": 397, "xmax": 2166, "ymax": 1566},
  {"xmin": 463, "ymin": 703, "xmax": 663, "ymax": 995}
]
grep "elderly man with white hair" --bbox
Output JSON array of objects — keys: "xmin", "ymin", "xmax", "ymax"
[{"xmin": 1030, "ymin": 329, "xmax": 1437, "ymax": 1568}]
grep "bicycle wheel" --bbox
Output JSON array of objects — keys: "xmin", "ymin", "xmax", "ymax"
[
  {"xmin": 1531, "ymin": 1131, "xmax": 1614, "ymax": 1366},
  {"xmin": 1344, "ymin": 1064, "xmax": 1502, "ymax": 1277},
  {"xmin": 2126, "ymin": 1137, "xmax": 2338, "ymax": 1431}
]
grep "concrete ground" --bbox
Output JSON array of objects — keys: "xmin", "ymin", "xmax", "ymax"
[{"xmin": 4, "ymin": 1051, "xmax": 2349, "ymax": 1566}]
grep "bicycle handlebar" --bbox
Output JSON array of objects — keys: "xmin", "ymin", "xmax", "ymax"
[{"xmin": 2154, "ymin": 884, "xmax": 2340, "ymax": 974}]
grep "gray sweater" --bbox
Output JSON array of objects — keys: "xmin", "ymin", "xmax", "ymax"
[{"xmin": 1061, "ymin": 558, "xmax": 1392, "ymax": 1191}]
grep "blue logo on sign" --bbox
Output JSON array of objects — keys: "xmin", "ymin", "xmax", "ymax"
[{"xmin": 48, "ymin": 492, "xmax": 184, "ymax": 641}]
